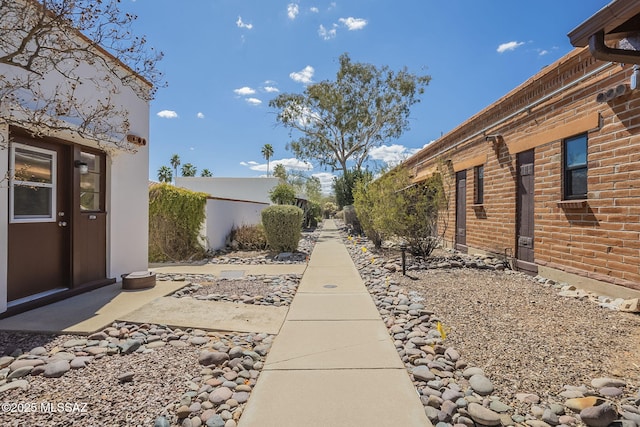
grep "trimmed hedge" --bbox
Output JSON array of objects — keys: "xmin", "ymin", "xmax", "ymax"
[
  {"xmin": 261, "ymin": 204, "xmax": 303, "ymax": 252},
  {"xmin": 149, "ymin": 183, "xmax": 208, "ymax": 262}
]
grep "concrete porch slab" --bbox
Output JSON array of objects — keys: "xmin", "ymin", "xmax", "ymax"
[
  {"xmin": 238, "ymin": 369, "xmax": 431, "ymax": 427},
  {"xmin": 263, "ymin": 320, "xmax": 403, "ymax": 370},
  {"xmin": 120, "ymin": 297, "xmax": 288, "ymax": 335},
  {"xmin": 286, "ymin": 293, "xmax": 380, "ymax": 321},
  {"xmin": 0, "ymin": 281, "xmax": 186, "ymax": 334}
]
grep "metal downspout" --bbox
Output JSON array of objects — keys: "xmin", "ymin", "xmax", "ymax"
[{"xmin": 589, "ymin": 30, "xmax": 640, "ymax": 64}]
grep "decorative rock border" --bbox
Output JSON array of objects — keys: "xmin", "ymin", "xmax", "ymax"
[
  {"xmin": 340, "ymin": 226, "xmax": 640, "ymax": 427},
  {"xmin": 160, "ymin": 274, "xmax": 302, "ymax": 307}
]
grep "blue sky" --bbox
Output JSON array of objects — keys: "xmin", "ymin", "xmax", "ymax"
[{"xmin": 124, "ymin": 0, "xmax": 607, "ymax": 192}]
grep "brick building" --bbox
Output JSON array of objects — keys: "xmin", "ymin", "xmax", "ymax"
[{"xmin": 402, "ymin": 1, "xmax": 640, "ymax": 298}]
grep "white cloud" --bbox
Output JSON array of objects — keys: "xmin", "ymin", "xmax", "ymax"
[
  {"xmin": 245, "ymin": 97, "xmax": 262, "ymax": 106},
  {"xmin": 234, "ymin": 86, "xmax": 256, "ymax": 96},
  {"xmin": 310, "ymin": 7, "xmax": 319, "ymax": 13},
  {"xmin": 369, "ymin": 144, "xmax": 416, "ymax": 167},
  {"xmin": 290, "ymin": 65, "xmax": 314, "ymax": 84},
  {"xmin": 538, "ymin": 49, "xmax": 549, "ymax": 56},
  {"xmin": 196, "ymin": 112, "xmax": 205, "ymax": 119},
  {"xmin": 157, "ymin": 110, "xmax": 178, "ymax": 119},
  {"xmin": 236, "ymin": 16, "xmax": 253, "ymax": 29},
  {"xmin": 339, "ymin": 17, "xmax": 368, "ymax": 31},
  {"xmin": 275, "ymin": 158, "xmax": 313, "ymax": 171},
  {"xmin": 287, "ymin": 3, "xmax": 299, "ymax": 20},
  {"xmin": 263, "ymin": 86, "xmax": 280, "ymax": 93},
  {"xmin": 497, "ymin": 41, "xmax": 525, "ymax": 53},
  {"xmin": 318, "ymin": 24, "xmax": 337, "ymax": 40},
  {"xmin": 241, "ymin": 157, "xmax": 312, "ymax": 173},
  {"xmin": 240, "ymin": 161, "xmax": 260, "ymax": 167}
]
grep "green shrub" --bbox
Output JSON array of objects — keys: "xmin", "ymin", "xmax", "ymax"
[
  {"xmin": 269, "ymin": 182, "xmax": 296, "ymax": 205},
  {"xmin": 261, "ymin": 205, "xmax": 303, "ymax": 252},
  {"xmin": 229, "ymin": 224, "xmax": 267, "ymax": 250},
  {"xmin": 149, "ymin": 183, "xmax": 208, "ymax": 262}
]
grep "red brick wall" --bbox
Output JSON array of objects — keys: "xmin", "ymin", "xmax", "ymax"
[{"xmin": 406, "ymin": 48, "xmax": 640, "ymax": 291}]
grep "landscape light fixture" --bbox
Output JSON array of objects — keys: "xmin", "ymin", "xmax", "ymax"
[{"xmin": 74, "ymin": 160, "xmax": 89, "ymax": 175}]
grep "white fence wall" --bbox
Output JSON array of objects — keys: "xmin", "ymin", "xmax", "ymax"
[{"xmin": 204, "ymin": 198, "xmax": 269, "ymax": 251}]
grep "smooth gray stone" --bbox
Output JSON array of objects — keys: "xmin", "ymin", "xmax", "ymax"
[
  {"xmin": 199, "ymin": 351, "xmax": 229, "ymax": 367},
  {"xmin": 119, "ymin": 339, "xmax": 142, "ymax": 354},
  {"xmin": 580, "ymin": 404, "xmax": 618, "ymax": 427},
  {"xmin": 0, "ymin": 379, "xmax": 29, "ymax": 393},
  {"xmin": 467, "ymin": 402, "xmax": 501, "ymax": 426},
  {"xmin": 469, "ymin": 374, "xmax": 494, "ymax": 396},
  {"xmin": 7, "ymin": 366, "xmax": 33, "ymax": 379},
  {"xmin": 154, "ymin": 416, "xmax": 171, "ymax": 427},
  {"xmin": 413, "ymin": 365, "xmax": 436, "ymax": 382},
  {"xmin": 43, "ymin": 360, "xmax": 70, "ymax": 378},
  {"xmin": 462, "ymin": 367, "xmax": 484, "ymax": 379},
  {"xmin": 205, "ymin": 415, "xmax": 225, "ymax": 427}
]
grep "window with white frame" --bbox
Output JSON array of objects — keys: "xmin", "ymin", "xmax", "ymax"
[{"xmin": 10, "ymin": 144, "xmax": 57, "ymax": 222}]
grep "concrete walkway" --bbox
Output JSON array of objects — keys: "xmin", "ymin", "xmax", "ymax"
[{"xmin": 238, "ymin": 220, "xmax": 429, "ymax": 427}]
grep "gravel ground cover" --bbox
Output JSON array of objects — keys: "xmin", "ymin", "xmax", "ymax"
[
  {"xmin": 340, "ymin": 223, "xmax": 640, "ymax": 427},
  {"xmin": 162, "ymin": 274, "xmax": 302, "ymax": 307},
  {"xmin": 0, "ymin": 326, "xmax": 273, "ymax": 427}
]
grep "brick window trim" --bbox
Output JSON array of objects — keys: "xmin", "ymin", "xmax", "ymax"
[{"xmin": 556, "ymin": 199, "xmax": 588, "ymax": 209}]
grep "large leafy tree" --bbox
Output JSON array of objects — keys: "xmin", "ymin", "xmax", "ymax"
[
  {"xmin": 270, "ymin": 53, "xmax": 430, "ymax": 173},
  {"xmin": 0, "ymin": 0, "xmax": 165, "ymax": 148},
  {"xmin": 261, "ymin": 144, "xmax": 274, "ymax": 176},
  {"xmin": 157, "ymin": 166, "xmax": 172, "ymax": 183},
  {"xmin": 333, "ymin": 168, "xmax": 372, "ymax": 208}
]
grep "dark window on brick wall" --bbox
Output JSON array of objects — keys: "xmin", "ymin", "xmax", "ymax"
[
  {"xmin": 475, "ymin": 165, "xmax": 484, "ymax": 204},
  {"xmin": 563, "ymin": 133, "xmax": 588, "ymax": 199}
]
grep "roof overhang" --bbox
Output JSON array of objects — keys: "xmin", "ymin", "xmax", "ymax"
[{"xmin": 568, "ymin": 0, "xmax": 640, "ymax": 64}]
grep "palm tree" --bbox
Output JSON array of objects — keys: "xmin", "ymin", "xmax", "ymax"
[
  {"xmin": 201, "ymin": 168, "xmax": 212, "ymax": 177},
  {"xmin": 170, "ymin": 154, "xmax": 181, "ymax": 183},
  {"xmin": 181, "ymin": 163, "xmax": 197, "ymax": 177},
  {"xmin": 273, "ymin": 163, "xmax": 287, "ymax": 180},
  {"xmin": 261, "ymin": 144, "xmax": 274, "ymax": 176},
  {"xmin": 157, "ymin": 166, "xmax": 173, "ymax": 183}
]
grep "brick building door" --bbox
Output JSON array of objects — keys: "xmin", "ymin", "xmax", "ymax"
[
  {"xmin": 455, "ymin": 170, "xmax": 467, "ymax": 252},
  {"xmin": 516, "ymin": 149, "xmax": 537, "ymax": 274}
]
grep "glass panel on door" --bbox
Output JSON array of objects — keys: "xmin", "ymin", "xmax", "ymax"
[{"xmin": 10, "ymin": 144, "xmax": 57, "ymax": 222}]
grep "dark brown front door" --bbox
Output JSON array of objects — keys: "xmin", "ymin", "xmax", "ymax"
[
  {"xmin": 8, "ymin": 138, "xmax": 71, "ymax": 302},
  {"xmin": 455, "ymin": 170, "xmax": 467, "ymax": 252},
  {"xmin": 516, "ymin": 149, "xmax": 537, "ymax": 274}
]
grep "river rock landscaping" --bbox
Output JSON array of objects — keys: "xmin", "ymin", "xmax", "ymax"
[{"xmin": 340, "ymin": 224, "xmax": 640, "ymax": 427}]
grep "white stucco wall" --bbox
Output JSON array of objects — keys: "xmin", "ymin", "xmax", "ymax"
[
  {"xmin": 0, "ymin": 125, "xmax": 9, "ymax": 314},
  {"xmin": 176, "ymin": 177, "xmax": 280, "ymax": 204},
  {"xmin": 106, "ymin": 113, "xmax": 150, "ymax": 279},
  {"xmin": 204, "ymin": 199, "xmax": 268, "ymax": 250},
  {"xmin": 0, "ymin": 23, "xmax": 150, "ymax": 312}
]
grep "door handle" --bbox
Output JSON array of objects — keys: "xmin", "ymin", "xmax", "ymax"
[{"xmin": 58, "ymin": 221, "xmax": 68, "ymax": 227}]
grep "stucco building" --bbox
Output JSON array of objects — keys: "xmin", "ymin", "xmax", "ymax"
[{"xmin": 0, "ymin": 3, "xmax": 152, "ymax": 316}]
